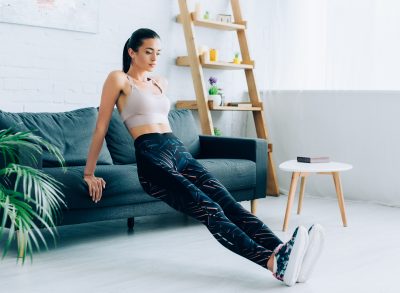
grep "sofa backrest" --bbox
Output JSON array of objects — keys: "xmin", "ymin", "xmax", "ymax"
[
  {"xmin": 105, "ymin": 108, "xmax": 201, "ymax": 164},
  {"xmin": 0, "ymin": 108, "xmax": 113, "ymax": 167},
  {"xmin": 0, "ymin": 107, "xmax": 201, "ymax": 167}
]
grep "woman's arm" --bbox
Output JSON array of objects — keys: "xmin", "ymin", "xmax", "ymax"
[{"xmin": 84, "ymin": 70, "xmax": 124, "ymax": 202}]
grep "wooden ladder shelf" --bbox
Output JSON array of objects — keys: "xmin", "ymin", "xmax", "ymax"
[{"xmin": 175, "ymin": 0, "xmax": 280, "ymax": 214}]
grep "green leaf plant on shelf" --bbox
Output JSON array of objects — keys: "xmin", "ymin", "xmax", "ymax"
[
  {"xmin": 213, "ymin": 127, "xmax": 222, "ymax": 136},
  {"xmin": 233, "ymin": 52, "xmax": 241, "ymax": 64},
  {"xmin": 0, "ymin": 128, "xmax": 66, "ymax": 264}
]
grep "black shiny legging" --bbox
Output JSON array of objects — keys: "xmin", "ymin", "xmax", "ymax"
[{"xmin": 134, "ymin": 132, "xmax": 283, "ymax": 269}]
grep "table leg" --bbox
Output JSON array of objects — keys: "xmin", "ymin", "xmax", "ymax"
[
  {"xmin": 332, "ymin": 172, "xmax": 348, "ymax": 227},
  {"xmin": 250, "ymin": 199, "xmax": 257, "ymax": 215},
  {"xmin": 297, "ymin": 175, "xmax": 307, "ymax": 214},
  {"xmin": 283, "ymin": 172, "xmax": 300, "ymax": 231}
]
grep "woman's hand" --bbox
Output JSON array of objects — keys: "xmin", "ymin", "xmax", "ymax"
[{"xmin": 83, "ymin": 174, "xmax": 106, "ymax": 203}]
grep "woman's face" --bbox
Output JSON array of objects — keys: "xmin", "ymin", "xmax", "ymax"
[{"xmin": 129, "ymin": 38, "xmax": 161, "ymax": 72}]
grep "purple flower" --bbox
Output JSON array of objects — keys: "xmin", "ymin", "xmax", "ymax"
[{"xmin": 209, "ymin": 76, "xmax": 217, "ymax": 85}]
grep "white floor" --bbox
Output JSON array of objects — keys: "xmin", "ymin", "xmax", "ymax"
[{"xmin": 1, "ymin": 195, "xmax": 400, "ymax": 293}]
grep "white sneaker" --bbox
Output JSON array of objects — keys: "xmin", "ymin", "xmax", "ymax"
[
  {"xmin": 272, "ymin": 226, "xmax": 309, "ymax": 287},
  {"xmin": 297, "ymin": 224, "xmax": 325, "ymax": 283}
]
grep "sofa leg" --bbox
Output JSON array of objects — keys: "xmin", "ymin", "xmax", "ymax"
[
  {"xmin": 127, "ymin": 217, "xmax": 135, "ymax": 230},
  {"xmin": 251, "ymin": 199, "xmax": 257, "ymax": 215}
]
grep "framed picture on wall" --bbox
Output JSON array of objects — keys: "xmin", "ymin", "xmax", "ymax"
[{"xmin": 0, "ymin": 0, "xmax": 98, "ymax": 33}]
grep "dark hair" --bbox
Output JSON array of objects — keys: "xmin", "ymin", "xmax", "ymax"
[{"xmin": 122, "ymin": 28, "xmax": 161, "ymax": 73}]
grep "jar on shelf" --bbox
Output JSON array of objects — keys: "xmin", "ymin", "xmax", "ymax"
[
  {"xmin": 209, "ymin": 48, "xmax": 218, "ymax": 62},
  {"xmin": 198, "ymin": 45, "xmax": 209, "ymax": 62}
]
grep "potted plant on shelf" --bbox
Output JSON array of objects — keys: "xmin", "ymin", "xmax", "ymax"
[
  {"xmin": 0, "ymin": 128, "xmax": 66, "ymax": 264},
  {"xmin": 213, "ymin": 127, "xmax": 222, "ymax": 136},
  {"xmin": 208, "ymin": 76, "xmax": 222, "ymax": 106},
  {"xmin": 233, "ymin": 52, "xmax": 241, "ymax": 64}
]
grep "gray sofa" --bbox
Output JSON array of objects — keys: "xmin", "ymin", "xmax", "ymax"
[{"xmin": 0, "ymin": 107, "xmax": 268, "ymax": 229}]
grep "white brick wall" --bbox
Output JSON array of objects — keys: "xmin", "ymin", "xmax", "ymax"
[{"xmin": 0, "ymin": 0, "xmax": 262, "ymax": 137}]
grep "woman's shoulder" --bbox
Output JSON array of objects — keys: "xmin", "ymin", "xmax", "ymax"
[
  {"xmin": 105, "ymin": 70, "xmax": 129, "ymax": 87},
  {"xmin": 107, "ymin": 70, "xmax": 128, "ymax": 80}
]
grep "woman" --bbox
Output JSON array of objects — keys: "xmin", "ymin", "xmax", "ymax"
[{"xmin": 83, "ymin": 28, "xmax": 325, "ymax": 286}]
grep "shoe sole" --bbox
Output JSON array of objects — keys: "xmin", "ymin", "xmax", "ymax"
[
  {"xmin": 297, "ymin": 224, "xmax": 325, "ymax": 283},
  {"xmin": 283, "ymin": 226, "xmax": 309, "ymax": 286}
]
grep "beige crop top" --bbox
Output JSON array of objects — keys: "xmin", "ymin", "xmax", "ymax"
[{"xmin": 119, "ymin": 75, "xmax": 171, "ymax": 129}]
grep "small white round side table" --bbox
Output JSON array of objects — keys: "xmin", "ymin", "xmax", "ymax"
[{"xmin": 279, "ymin": 160, "xmax": 353, "ymax": 231}]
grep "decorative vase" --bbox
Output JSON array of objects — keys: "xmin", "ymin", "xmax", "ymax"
[{"xmin": 208, "ymin": 94, "xmax": 222, "ymax": 106}]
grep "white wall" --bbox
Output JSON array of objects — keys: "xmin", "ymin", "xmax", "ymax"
[
  {"xmin": 0, "ymin": 0, "xmax": 175, "ymax": 111},
  {"xmin": 251, "ymin": 90, "xmax": 400, "ymax": 207},
  {"xmin": 0, "ymin": 0, "xmax": 258, "ymax": 137}
]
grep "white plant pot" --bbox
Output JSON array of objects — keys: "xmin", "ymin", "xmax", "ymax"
[{"xmin": 208, "ymin": 94, "xmax": 222, "ymax": 106}]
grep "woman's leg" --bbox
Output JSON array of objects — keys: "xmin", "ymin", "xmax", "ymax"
[
  {"xmin": 181, "ymin": 156, "xmax": 283, "ymax": 251},
  {"xmin": 136, "ymin": 152, "xmax": 273, "ymax": 269}
]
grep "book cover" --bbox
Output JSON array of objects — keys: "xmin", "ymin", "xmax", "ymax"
[{"xmin": 297, "ymin": 156, "xmax": 330, "ymax": 163}]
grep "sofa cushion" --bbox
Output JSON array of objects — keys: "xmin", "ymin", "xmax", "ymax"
[
  {"xmin": 104, "ymin": 108, "xmax": 201, "ymax": 164},
  {"xmin": 43, "ymin": 164, "xmax": 158, "ymax": 210},
  {"xmin": 0, "ymin": 108, "xmax": 113, "ymax": 167},
  {"xmin": 198, "ymin": 158, "xmax": 256, "ymax": 191},
  {"xmin": 104, "ymin": 108, "xmax": 136, "ymax": 164},
  {"xmin": 42, "ymin": 158, "xmax": 255, "ymax": 210},
  {"xmin": 168, "ymin": 109, "xmax": 201, "ymax": 157}
]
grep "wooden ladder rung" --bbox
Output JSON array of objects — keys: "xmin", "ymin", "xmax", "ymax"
[
  {"xmin": 176, "ymin": 12, "xmax": 247, "ymax": 31},
  {"xmin": 176, "ymin": 100, "xmax": 263, "ymax": 111},
  {"xmin": 176, "ymin": 55, "xmax": 254, "ymax": 70}
]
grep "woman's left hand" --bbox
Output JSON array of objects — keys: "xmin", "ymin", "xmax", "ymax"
[{"xmin": 83, "ymin": 174, "xmax": 106, "ymax": 203}]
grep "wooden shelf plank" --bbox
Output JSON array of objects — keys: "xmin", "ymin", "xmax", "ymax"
[
  {"xmin": 176, "ymin": 100, "xmax": 262, "ymax": 111},
  {"xmin": 176, "ymin": 12, "xmax": 246, "ymax": 31},
  {"xmin": 176, "ymin": 56, "xmax": 254, "ymax": 70}
]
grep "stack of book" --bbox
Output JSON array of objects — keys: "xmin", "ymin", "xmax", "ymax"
[{"xmin": 297, "ymin": 156, "xmax": 330, "ymax": 163}]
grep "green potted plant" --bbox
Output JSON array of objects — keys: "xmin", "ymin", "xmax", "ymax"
[
  {"xmin": 208, "ymin": 76, "xmax": 222, "ymax": 106},
  {"xmin": 213, "ymin": 127, "xmax": 222, "ymax": 136},
  {"xmin": 233, "ymin": 52, "xmax": 241, "ymax": 64},
  {"xmin": 0, "ymin": 128, "xmax": 66, "ymax": 264}
]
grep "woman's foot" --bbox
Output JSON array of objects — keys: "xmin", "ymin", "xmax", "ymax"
[
  {"xmin": 271, "ymin": 226, "xmax": 309, "ymax": 286},
  {"xmin": 297, "ymin": 224, "xmax": 325, "ymax": 283}
]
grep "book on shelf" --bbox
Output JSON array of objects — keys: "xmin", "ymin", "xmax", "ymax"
[
  {"xmin": 297, "ymin": 156, "xmax": 330, "ymax": 163},
  {"xmin": 226, "ymin": 102, "xmax": 253, "ymax": 108}
]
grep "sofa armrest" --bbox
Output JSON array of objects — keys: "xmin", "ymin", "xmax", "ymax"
[{"xmin": 198, "ymin": 135, "xmax": 267, "ymax": 198}]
